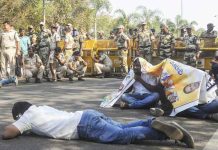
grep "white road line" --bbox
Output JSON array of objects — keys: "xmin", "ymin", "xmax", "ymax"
[{"xmin": 203, "ymin": 129, "xmax": 218, "ymax": 150}]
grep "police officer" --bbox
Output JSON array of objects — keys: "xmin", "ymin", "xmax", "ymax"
[
  {"xmin": 64, "ymin": 27, "xmax": 74, "ymax": 61},
  {"xmin": 136, "ymin": 22, "xmax": 154, "ymax": 62},
  {"xmin": 0, "ymin": 21, "xmax": 20, "ymax": 80},
  {"xmin": 48, "ymin": 47, "xmax": 67, "ymax": 82},
  {"xmin": 115, "ymin": 25, "xmax": 130, "ymax": 76},
  {"xmin": 200, "ymin": 23, "xmax": 217, "ymax": 38},
  {"xmin": 23, "ymin": 47, "xmax": 44, "ymax": 83},
  {"xmin": 67, "ymin": 51, "xmax": 87, "ymax": 81},
  {"xmin": 157, "ymin": 24, "xmax": 175, "ymax": 60},
  {"xmin": 93, "ymin": 51, "xmax": 113, "ymax": 78},
  {"xmin": 50, "ymin": 25, "xmax": 61, "ymax": 52},
  {"xmin": 183, "ymin": 25, "xmax": 200, "ymax": 67},
  {"xmin": 27, "ymin": 25, "xmax": 36, "ymax": 44},
  {"xmin": 37, "ymin": 22, "xmax": 50, "ymax": 71}
]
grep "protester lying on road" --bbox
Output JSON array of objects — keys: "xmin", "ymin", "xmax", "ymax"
[{"xmin": 2, "ymin": 101, "xmax": 194, "ymax": 148}]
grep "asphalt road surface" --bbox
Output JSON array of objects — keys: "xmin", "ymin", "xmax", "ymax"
[{"xmin": 0, "ymin": 78, "xmax": 217, "ymax": 150}]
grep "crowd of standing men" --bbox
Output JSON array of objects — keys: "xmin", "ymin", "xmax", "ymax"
[{"xmin": 0, "ymin": 20, "xmax": 217, "ymax": 87}]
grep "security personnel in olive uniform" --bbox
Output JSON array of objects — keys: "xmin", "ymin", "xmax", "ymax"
[
  {"xmin": 37, "ymin": 22, "xmax": 50, "ymax": 71},
  {"xmin": 23, "ymin": 47, "xmax": 44, "ymax": 83},
  {"xmin": 136, "ymin": 22, "xmax": 154, "ymax": 62},
  {"xmin": 115, "ymin": 25, "xmax": 130, "ymax": 76},
  {"xmin": 73, "ymin": 29, "xmax": 85, "ymax": 55},
  {"xmin": 158, "ymin": 24, "xmax": 175, "ymax": 60},
  {"xmin": 0, "ymin": 21, "xmax": 20, "ymax": 78},
  {"xmin": 183, "ymin": 25, "xmax": 200, "ymax": 67},
  {"xmin": 200, "ymin": 23, "xmax": 217, "ymax": 38}
]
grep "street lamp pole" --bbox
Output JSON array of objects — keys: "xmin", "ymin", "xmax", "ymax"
[
  {"xmin": 181, "ymin": 0, "xmax": 183, "ymax": 19},
  {"xmin": 43, "ymin": 0, "xmax": 46, "ymax": 24}
]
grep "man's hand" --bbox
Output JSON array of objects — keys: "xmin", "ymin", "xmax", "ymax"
[
  {"xmin": 134, "ymin": 75, "xmax": 142, "ymax": 81},
  {"xmin": 36, "ymin": 63, "xmax": 41, "ymax": 68},
  {"xmin": 2, "ymin": 125, "xmax": 20, "ymax": 140}
]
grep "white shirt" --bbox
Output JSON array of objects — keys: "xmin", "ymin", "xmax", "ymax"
[
  {"xmin": 133, "ymin": 73, "xmax": 158, "ymax": 95},
  {"xmin": 13, "ymin": 105, "xmax": 83, "ymax": 140}
]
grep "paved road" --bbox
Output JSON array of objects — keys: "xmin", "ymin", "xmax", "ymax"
[{"xmin": 0, "ymin": 78, "xmax": 217, "ymax": 150}]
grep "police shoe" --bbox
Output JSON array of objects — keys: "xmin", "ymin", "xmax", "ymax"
[
  {"xmin": 151, "ymin": 120, "xmax": 183, "ymax": 140},
  {"xmin": 171, "ymin": 122, "xmax": 195, "ymax": 148},
  {"xmin": 78, "ymin": 77, "xmax": 85, "ymax": 81},
  {"xmin": 35, "ymin": 78, "xmax": 42, "ymax": 83}
]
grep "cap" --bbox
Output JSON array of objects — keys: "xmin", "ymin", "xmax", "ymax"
[
  {"xmin": 207, "ymin": 23, "xmax": 215, "ymax": 27},
  {"xmin": 28, "ymin": 25, "xmax": 33, "ymax": 29},
  {"xmin": 40, "ymin": 22, "xmax": 45, "ymax": 26},
  {"xmin": 117, "ymin": 25, "xmax": 124, "ymax": 29}
]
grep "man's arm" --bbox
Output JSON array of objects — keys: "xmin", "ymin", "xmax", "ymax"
[
  {"xmin": 135, "ymin": 75, "xmax": 161, "ymax": 92},
  {"xmin": 2, "ymin": 125, "xmax": 20, "ymax": 140}
]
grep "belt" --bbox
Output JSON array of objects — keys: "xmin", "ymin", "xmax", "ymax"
[
  {"xmin": 139, "ymin": 45, "xmax": 151, "ymax": 48},
  {"xmin": 65, "ymin": 48, "xmax": 72, "ymax": 50},
  {"xmin": 4, "ymin": 47, "xmax": 15, "ymax": 49},
  {"xmin": 161, "ymin": 46, "xmax": 171, "ymax": 49}
]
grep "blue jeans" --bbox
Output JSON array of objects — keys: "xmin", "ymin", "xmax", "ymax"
[
  {"xmin": 121, "ymin": 92, "xmax": 159, "ymax": 108},
  {"xmin": 77, "ymin": 110, "xmax": 167, "ymax": 144},
  {"xmin": 0, "ymin": 77, "xmax": 16, "ymax": 86},
  {"xmin": 177, "ymin": 99, "xmax": 218, "ymax": 119}
]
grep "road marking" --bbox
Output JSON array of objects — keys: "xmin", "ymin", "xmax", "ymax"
[{"xmin": 203, "ymin": 129, "xmax": 218, "ymax": 150}]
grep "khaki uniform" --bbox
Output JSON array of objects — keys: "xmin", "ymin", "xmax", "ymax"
[
  {"xmin": 23, "ymin": 54, "xmax": 44, "ymax": 79},
  {"xmin": 94, "ymin": 54, "xmax": 112, "ymax": 74},
  {"xmin": 136, "ymin": 30, "xmax": 154, "ymax": 62},
  {"xmin": 48, "ymin": 52, "xmax": 67, "ymax": 79},
  {"xmin": 183, "ymin": 34, "xmax": 200, "ymax": 67},
  {"xmin": 0, "ymin": 30, "xmax": 20, "ymax": 78},
  {"xmin": 67, "ymin": 56, "xmax": 87, "ymax": 78},
  {"xmin": 115, "ymin": 32, "xmax": 129, "ymax": 74},
  {"xmin": 64, "ymin": 33, "xmax": 74, "ymax": 61},
  {"xmin": 50, "ymin": 32, "xmax": 61, "ymax": 51},
  {"xmin": 158, "ymin": 32, "xmax": 175, "ymax": 60}
]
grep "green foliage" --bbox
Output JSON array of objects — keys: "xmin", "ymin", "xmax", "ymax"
[{"xmin": 0, "ymin": 1, "xmax": 203, "ymax": 37}]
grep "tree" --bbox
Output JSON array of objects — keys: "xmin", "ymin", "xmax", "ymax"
[
  {"xmin": 136, "ymin": 6, "xmax": 161, "ymax": 27},
  {"xmin": 89, "ymin": 0, "xmax": 112, "ymax": 39},
  {"xmin": 114, "ymin": 9, "xmax": 140, "ymax": 29}
]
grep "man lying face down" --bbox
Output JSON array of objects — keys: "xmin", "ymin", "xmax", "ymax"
[{"xmin": 2, "ymin": 101, "xmax": 194, "ymax": 148}]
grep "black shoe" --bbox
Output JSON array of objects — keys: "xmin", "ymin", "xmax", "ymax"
[
  {"xmin": 57, "ymin": 75, "xmax": 61, "ymax": 80},
  {"xmin": 26, "ymin": 78, "xmax": 30, "ymax": 83},
  {"xmin": 171, "ymin": 122, "xmax": 195, "ymax": 148},
  {"xmin": 78, "ymin": 77, "xmax": 85, "ymax": 81},
  {"xmin": 35, "ymin": 78, "xmax": 41, "ymax": 83},
  {"xmin": 151, "ymin": 120, "xmax": 183, "ymax": 140},
  {"xmin": 69, "ymin": 77, "xmax": 74, "ymax": 81}
]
